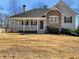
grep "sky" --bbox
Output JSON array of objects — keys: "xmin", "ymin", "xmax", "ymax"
[
  {"xmin": 0, "ymin": 0, "xmax": 79, "ymax": 26},
  {"xmin": 0, "ymin": 0, "xmax": 78, "ymax": 14}
]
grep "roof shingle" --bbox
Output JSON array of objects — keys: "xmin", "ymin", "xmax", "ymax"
[{"xmin": 10, "ymin": 8, "xmax": 49, "ymax": 18}]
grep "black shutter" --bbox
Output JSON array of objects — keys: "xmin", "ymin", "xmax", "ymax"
[
  {"xmin": 70, "ymin": 16, "xmax": 72, "ymax": 23},
  {"xmin": 64, "ymin": 16, "xmax": 66, "ymax": 23}
]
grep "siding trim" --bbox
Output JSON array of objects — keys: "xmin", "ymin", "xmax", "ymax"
[{"xmin": 46, "ymin": 7, "xmax": 63, "ymax": 15}]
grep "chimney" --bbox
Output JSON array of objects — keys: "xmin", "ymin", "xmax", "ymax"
[{"xmin": 23, "ymin": 5, "xmax": 26, "ymax": 12}]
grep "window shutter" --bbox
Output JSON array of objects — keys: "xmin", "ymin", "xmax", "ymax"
[
  {"xmin": 70, "ymin": 16, "xmax": 72, "ymax": 23},
  {"xmin": 64, "ymin": 16, "xmax": 66, "ymax": 23}
]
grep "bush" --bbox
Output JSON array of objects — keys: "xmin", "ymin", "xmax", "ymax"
[
  {"xmin": 61, "ymin": 28, "xmax": 71, "ymax": 35},
  {"xmin": 74, "ymin": 29, "xmax": 79, "ymax": 34},
  {"xmin": 47, "ymin": 27, "xmax": 59, "ymax": 34}
]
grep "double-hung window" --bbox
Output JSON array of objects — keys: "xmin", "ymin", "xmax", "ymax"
[
  {"xmin": 31, "ymin": 20, "xmax": 37, "ymax": 25},
  {"xmin": 49, "ymin": 16, "xmax": 58, "ymax": 24},
  {"xmin": 64, "ymin": 16, "xmax": 72, "ymax": 23}
]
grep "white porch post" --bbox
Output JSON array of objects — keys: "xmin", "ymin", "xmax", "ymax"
[
  {"xmin": 44, "ymin": 20, "xmax": 46, "ymax": 31},
  {"xmin": 29, "ymin": 20, "xmax": 31, "ymax": 27},
  {"xmin": 9, "ymin": 19, "xmax": 11, "ymax": 29}
]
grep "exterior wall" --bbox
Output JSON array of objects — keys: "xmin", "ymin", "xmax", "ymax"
[
  {"xmin": 61, "ymin": 14, "xmax": 75, "ymax": 29},
  {"xmin": 56, "ymin": 3, "xmax": 76, "ymax": 29},
  {"xmin": 47, "ymin": 10, "xmax": 62, "ymax": 28}
]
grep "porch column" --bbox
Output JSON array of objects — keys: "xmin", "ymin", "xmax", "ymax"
[
  {"xmin": 37, "ymin": 19, "xmax": 39, "ymax": 33},
  {"xmin": 37, "ymin": 19, "xmax": 39, "ymax": 32},
  {"xmin": 9, "ymin": 19, "xmax": 11, "ymax": 29},
  {"xmin": 29, "ymin": 20, "xmax": 31, "ymax": 27}
]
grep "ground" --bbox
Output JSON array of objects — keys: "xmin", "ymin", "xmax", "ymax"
[{"xmin": 0, "ymin": 33, "xmax": 79, "ymax": 59}]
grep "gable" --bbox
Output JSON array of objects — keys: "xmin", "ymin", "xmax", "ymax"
[
  {"xmin": 49, "ymin": 7, "xmax": 63, "ymax": 14},
  {"xmin": 55, "ymin": 1, "xmax": 76, "ymax": 16}
]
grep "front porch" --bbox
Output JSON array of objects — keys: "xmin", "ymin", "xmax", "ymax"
[{"xmin": 9, "ymin": 18, "xmax": 46, "ymax": 34}]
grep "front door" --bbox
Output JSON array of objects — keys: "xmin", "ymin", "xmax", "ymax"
[{"xmin": 40, "ymin": 21, "xmax": 44, "ymax": 29}]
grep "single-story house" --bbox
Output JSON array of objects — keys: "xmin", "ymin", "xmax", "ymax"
[{"xmin": 9, "ymin": 0, "xmax": 76, "ymax": 34}]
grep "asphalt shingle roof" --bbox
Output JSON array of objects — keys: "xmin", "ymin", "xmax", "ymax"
[{"xmin": 10, "ymin": 8, "xmax": 49, "ymax": 18}]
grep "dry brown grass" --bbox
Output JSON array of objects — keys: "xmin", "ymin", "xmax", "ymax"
[{"xmin": 0, "ymin": 33, "xmax": 79, "ymax": 59}]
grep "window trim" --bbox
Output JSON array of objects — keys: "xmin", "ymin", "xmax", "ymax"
[
  {"xmin": 64, "ymin": 16, "xmax": 72, "ymax": 24},
  {"xmin": 49, "ymin": 16, "xmax": 58, "ymax": 24},
  {"xmin": 31, "ymin": 20, "xmax": 37, "ymax": 25}
]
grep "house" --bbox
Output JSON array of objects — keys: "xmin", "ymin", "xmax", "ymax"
[{"xmin": 9, "ymin": 0, "xmax": 76, "ymax": 34}]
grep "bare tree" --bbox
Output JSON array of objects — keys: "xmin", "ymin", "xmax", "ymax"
[
  {"xmin": 0, "ymin": 6, "xmax": 4, "ymax": 28},
  {"xmin": 43, "ymin": 5, "xmax": 48, "ymax": 9},
  {"xmin": 9, "ymin": 0, "xmax": 21, "ymax": 15},
  {"xmin": 32, "ymin": 2, "xmax": 48, "ymax": 9}
]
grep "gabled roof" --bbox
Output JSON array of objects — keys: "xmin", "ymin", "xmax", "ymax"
[
  {"xmin": 55, "ymin": 0, "xmax": 76, "ymax": 14},
  {"xmin": 10, "ymin": 0, "xmax": 76, "ymax": 18},
  {"xmin": 10, "ymin": 8, "xmax": 49, "ymax": 18}
]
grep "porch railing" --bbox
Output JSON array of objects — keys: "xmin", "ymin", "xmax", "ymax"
[{"xmin": 9, "ymin": 25, "xmax": 37, "ymax": 31}]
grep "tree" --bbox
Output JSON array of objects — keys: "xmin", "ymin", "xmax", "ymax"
[
  {"xmin": 0, "ymin": 6, "xmax": 4, "ymax": 28},
  {"xmin": 9, "ymin": 0, "xmax": 21, "ymax": 15},
  {"xmin": 43, "ymin": 5, "xmax": 48, "ymax": 9},
  {"xmin": 32, "ymin": 2, "xmax": 48, "ymax": 9}
]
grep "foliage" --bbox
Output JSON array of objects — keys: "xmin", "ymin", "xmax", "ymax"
[
  {"xmin": 47, "ymin": 27, "xmax": 59, "ymax": 34},
  {"xmin": 74, "ymin": 29, "xmax": 79, "ymax": 34},
  {"xmin": 61, "ymin": 28, "xmax": 71, "ymax": 35}
]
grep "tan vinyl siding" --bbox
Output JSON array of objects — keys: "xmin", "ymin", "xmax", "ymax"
[{"xmin": 47, "ymin": 10, "xmax": 62, "ymax": 28}]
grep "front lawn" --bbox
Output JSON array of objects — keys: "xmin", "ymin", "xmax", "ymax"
[{"xmin": 0, "ymin": 33, "xmax": 79, "ymax": 59}]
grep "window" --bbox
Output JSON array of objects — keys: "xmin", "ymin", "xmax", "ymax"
[
  {"xmin": 31, "ymin": 20, "xmax": 37, "ymax": 25},
  {"xmin": 64, "ymin": 16, "xmax": 72, "ymax": 23},
  {"xmin": 49, "ymin": 16, "xmax": 58, "ymax": 23}
]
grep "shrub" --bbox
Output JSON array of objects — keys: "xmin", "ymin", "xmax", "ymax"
[
  {"xmin": 47, "ymin": 27, "xmax": 59, "ymax": 34},
  {"xmin": 61, "ymin": 28, "xmax": 71, "ymax": 35},
  {"xmin": 74, "ymin": 29, "xmax": 79, "ymax": 34}
]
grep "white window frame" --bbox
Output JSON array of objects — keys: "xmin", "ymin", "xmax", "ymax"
[
  {"xmin": 64, "ymin": 16, "xmax": 72, "ymax": 24},
  {"xmin": 49, "ymin": 16, "xmax": 58, "ymax": 24}
]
